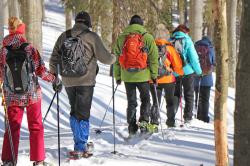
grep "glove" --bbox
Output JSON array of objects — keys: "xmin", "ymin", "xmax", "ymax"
[
  {"xmin": 152, "ymin": 78, "xmax": 157, "ymax": 85},
  {"xmin": 52, "ymin": 77, "xmax": 63, "ymax": 92},
  {"xmin": 116, "ymin": 80, "xmax": 122, "ymax": 85}
]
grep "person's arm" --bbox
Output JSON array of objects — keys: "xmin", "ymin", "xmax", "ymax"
[
  {"xmin": 210, "ymin": 46, "xmax": 216, "ymax": 66},
  {"xmin": 186, "ymin": 39, "xmax": 202, "ymax": 75},
  {"xmin": 49, "ymin": 35, "xmax": 63, "ymax": 75},
  {"xmin": 92, "ymin": 33, "xmax": 116, "ymax": 65},
  {"xmin": 0, "ymin": 47, "xmax": 6, "ymax": 84},
  {"xmin": 144, "ymin": 34, "xmax": 159, "ymax": 79},
  {"xmin": 112, "ymin": 36, "xmax": 123, "ymax": 81},
  {"xmin": 30, "ymin": 46, "xmax": 55, "ymax": 82}
]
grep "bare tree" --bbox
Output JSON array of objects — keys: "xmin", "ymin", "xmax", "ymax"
[
  {"xmin": 65, "ymin": 7, "xmax": 72, "ymax": 30},
  {"xmin": 178, "ymin": 0, "xmax": 185, "ymax": 24},
  {"xmin": 234, "ymin": 0, "xmax": 250, "ymax": 165},
  {"xmin": 8, "ymin": 0, "xmax": 20, "ymax": 18},
  {"xmin": 20, "ymin": 0, "xmax": 43, "ymax": 53},
  {"xmin": 227, "ymin": 0, "xmax": 237, "ymax": 88},
  {"xmin": 191, "ymin": 0, "xmax": 204, "ymax": 42},
  {"xmin": 212, "ymin": 0, "xmax": 229, "ymax": 165}
]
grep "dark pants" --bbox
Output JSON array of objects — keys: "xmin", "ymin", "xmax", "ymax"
[
  {"xmin": 150, "ymin": 83, "xmax": 178, "ymax": 126},
  {"xmin": 174, "ymin": 74, "xmax": 194, "ymax": 121},
  {"xmin": 65, "ymin": 86, "xmax": 94, "ymax": 120},
  {"xmin": 124, "ymin": 82, "xmax": 151, "ymax": 132},
  {"xmin": 195, "ymin": 86, "xmax": 211, "ymax": 123}
]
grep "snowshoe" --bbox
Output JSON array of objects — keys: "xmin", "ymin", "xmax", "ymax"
[
  {"xmin": 1, "ymin": 161, "xmax": 14, "ymax": 166},
  {"xmin": 68, "ymin": 151, "xmax": 93, "ymax": 160},
  {"xmin": 86, "ymin": 142, "xmax": 94, "ymax": 153},
  {"xmin": 138, "ymin": 121, "xmax": 148, "ymax": 134},
  {"xmin": 147, "ymin": 124, "xmax": 158, "ymax": 133},
  {"xmin": 33, "ymin": 161, "xmax": 53, "ymax": 166}
]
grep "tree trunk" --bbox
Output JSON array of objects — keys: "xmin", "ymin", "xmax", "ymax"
[
  {"xmin": 20, "ymin": 0, "xmax": 43, "ymax": 53},
  {"xmin": 65, "ymin": 8, "xmax": 72, "ymax": 30},
  {"xmin": 178, "ymin": 0, "xmax": 185, "ymax": 24},
  {"xmin": 191, "ymin": 0, "xmax": 204, "ymax": 42},
  {"xmin": 3, "ymin": 0, "xmax": 8, "ymax": 25},
  {"xmin": 189, "ymin": 0, "xmax": 194, "ymax": 37},
  {"xmin": 227, "ymin": 0, "xmax": 237, "ymax": 88},
  {"xmin": 0, "ymin": 0, "xmax": 4, "ymax": 47},
  {"xmin": 234, "ymin": 0, "xmax": 250, "ymax": 165},
  {"xmin": 8, "ymin": 0, "xmax": 20, "ymax": 18},
  {"xmin": 212, "ymin": 0, "xmax": 229, "ymax": 165}
]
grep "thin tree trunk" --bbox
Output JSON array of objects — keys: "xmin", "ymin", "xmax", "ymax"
[
  {"xmin": 0, "ymin": 0, "xmax": 4, "ymax": 47},
  {"xmin": 234, "ymin": 0, "xmax": 250, "ymax": 164},
  {"xmin": 212, "ymin": 0, "xmax": 229, "ymax": 165},
  {"xmin": 227, "ymin": 0, "xmax": 237, "ymax": 88},
  {"xmin": 191, "ymin": 0, "xmax": 204, "ymax": 42},
  {"xmin": 3, "ymin": 0, "xmax": 8, "ymax": 25},
  {"xmin": 178, "ymin": 0, "xmax": 185, "ymax": 24},
  {"xmin": 20, "ymin": 0, "xmax": 43, "ymax": 53},
  {"xmin": 65, "ymin": 8, "xmax": 72, "ymax": 30},
  {"xmin": 189, "ymin": 0, "xmax": 194, "ymax": 37},
  {"xmin": 8, "ymin": 0, "xmax": 20, "ymax": 18}
]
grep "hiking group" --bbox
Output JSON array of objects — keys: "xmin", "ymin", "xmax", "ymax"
[{"xmin": 0, "ymin": 11, "xmax": 215, "ymax": 166}]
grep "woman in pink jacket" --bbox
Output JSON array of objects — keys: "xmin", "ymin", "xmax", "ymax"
[{"xmin": 0, "ymin": 17, "xmax": 60, "ymax": 166}]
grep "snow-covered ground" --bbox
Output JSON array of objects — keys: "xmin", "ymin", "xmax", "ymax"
[{"xmin": 0, "ymin": 0, "xmax": 234, "ymax": 165}]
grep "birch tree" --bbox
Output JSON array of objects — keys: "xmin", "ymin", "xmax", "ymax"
[
  {"xmin": 191, "ymin": 0, "xmax": 204, "ymax": 42},
  {"xmin": 234, "ymin": 0, "xmax": 250, "ymax": 164},
  {"xmin": 212, "ymin": 0, "xmax": 229, "ymax": 165}
]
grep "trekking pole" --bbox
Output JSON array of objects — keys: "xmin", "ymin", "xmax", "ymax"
[
  {"xmin": 1, "ymin": 85, "xmax": 17, "ymax": 166},
  {"xmin": 56, "ymin": 64, "xmax": 61, "ymax": 166},
  {"xmin": 179, "ymin": 77, "xmax": 184, "ymax": 127},
  {"xmin": 153, "ymin": 84, "xmax": 165, "ymax": 141},
  {"xmin": 111, "ymin": 67, "xmax": 117, "ymax": 154},
  {"xmin": 43, "ymin": 91, "xmax": 57, "ymax": 124},
  {"xmin": 95, "ymin": 84, "xmax": 118, "ymax": 134},
  {"xmin": 195, "ymin": 76, "xmax": 202, "ymax": 118}
]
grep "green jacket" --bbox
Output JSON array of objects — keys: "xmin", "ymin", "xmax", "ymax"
[{"xmin": 112, "ymin": 24, "xmax": 158, "ymax": 82}]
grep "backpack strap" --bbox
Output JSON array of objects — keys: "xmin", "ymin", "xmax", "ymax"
[{"xmin": 66, "ymin": 29, "xmax": 72, "ymax": 38}]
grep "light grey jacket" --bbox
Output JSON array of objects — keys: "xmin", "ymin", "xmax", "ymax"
[{"xmin": 49, "ymin": 23, "xmax": 116, "ymax": 87}]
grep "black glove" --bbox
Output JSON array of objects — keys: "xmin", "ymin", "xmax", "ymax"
[
  {"xmin": 52, "ymin": 77, "xmax": 63, "ymax": 92},
  {"xmin": 116, "ymin": 80, "xmax": 121, "ymax": 85},
  {"xmin": 152, "ymin": 78, "xmax": 157, "ymax": 85}
]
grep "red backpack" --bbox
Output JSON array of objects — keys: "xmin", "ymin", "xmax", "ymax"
[
  {"xmin": 195, "ymin": 43, "xmax": 213, "ymax": 75},
  {"xmin": 119, "ymin": 33, "xmax": 148, "ymax": 72}
]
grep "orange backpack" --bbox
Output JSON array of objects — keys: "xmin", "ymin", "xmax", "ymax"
[{"xmin": 119, "ymin": 33, "xmax": 148, "ymax": 72}]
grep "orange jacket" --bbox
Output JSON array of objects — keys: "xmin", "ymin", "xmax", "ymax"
[{"xmin": 153, "ymin": 39, "xmax": 184, "ymax": 84}]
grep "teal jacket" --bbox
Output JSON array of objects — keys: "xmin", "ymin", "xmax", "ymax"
[
  {"xmin": 112, "ymin": 24, "xmax": 158, "ymax": 82},
  {"xmin": 171, "ymin": 31, "xmax": 202, "ymax": 76}
]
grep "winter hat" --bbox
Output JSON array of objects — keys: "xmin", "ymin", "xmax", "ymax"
[
  {"xmin": 75, "ymin": 11, "xmax": 92, "ymax": 27},
  {"xmin": 129, "ymin": 15, "xmax": 144, "ymax": 26},
  {"xmin": 8, "ymin": 17, "xmax": 26, "ymax": 34}
]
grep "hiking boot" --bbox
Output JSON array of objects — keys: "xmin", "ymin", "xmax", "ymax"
[
  {"xmin": 139, "ymin": 121, "xmax": 148, "ymax": 134},
  {"xmin": 147, "ymin": 123, "xmax": 158, "ymax": 133},
  {"xmin": 128, "ymin": 123, "xmax": 138, "ymax": 135},
  {"xmin": 33, "ymin": 161, "xmax": 51, "ymax": 166},
  {"xmin": 166, "ymin": 120, "xmax": 176, "ymax": 128},
  {"xmin": 1, "ymin": 161, "xmax": 14, "ymax": 166}
]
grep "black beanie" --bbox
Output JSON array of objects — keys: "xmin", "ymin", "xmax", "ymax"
[
  {"xmin": 75, "ymin": 11, "xmax": 92, "ymax": 27},
  {"xmin": 129, "ymin": 15, "xmax": 144, "ymax": 26}
]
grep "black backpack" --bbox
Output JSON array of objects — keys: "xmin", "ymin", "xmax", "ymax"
[
  {"xmin": 4, "ymin": 43, "xmax": 36, "ymax": 94},
  {"xmin": 60, "ymin": 30, "xmax": 92, "ymax": 77}
]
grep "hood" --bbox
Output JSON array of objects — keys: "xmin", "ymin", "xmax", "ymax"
[
  {"xmin": 121, "ymin": 24, "xmax": 147, "ymax": 36},
  {"xmin": 196, "ymin": 37, "xmax": 212, "ymax": 46},
  {"xmin": 171, "ymin": 31, "xmax": 189, "ymax": 39},
  {"xmin": 71, "ymin": 23, "xmax": 90, "ymax": 37}
]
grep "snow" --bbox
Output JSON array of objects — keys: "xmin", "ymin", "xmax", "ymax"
[{"xmin": 0, "ymin": 0, "xmax": 234, "ymax": 165}]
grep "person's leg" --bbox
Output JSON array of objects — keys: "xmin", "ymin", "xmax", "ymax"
[
  {"xmin": 26, "ymin": 100, "xmax": 45, "ymax": 161},
  {"xmin": 137, "ymin": 82, "xmax": 151, "ymax": 123},
  {"xmin": 174, "ymin": 77, "xmax": 181, "ymax": 112},
  {"xmin": 149, "ymin": 84, "xmax": 162, "ymax": 125},
  {"xmin": 182, "ymin": 74, "xmax": 195, "ymax": 122},
  {"xmin": 197, "ymin": 86, "xmax": 211, "ymax": 123},
  {"xmin": 164, "ymin": 83, "xmax": 178, "ymax": 127},
  {"xmin": 69, "ymin": 86, "xmax": 94, "ymax": 152},
  {"xmin": 124, "ymin": 82, "xmax": 138, "ymax": 134},
  {"xmin": 1, "ymin": 106, "xmax": 24, "ymax": 162}
]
